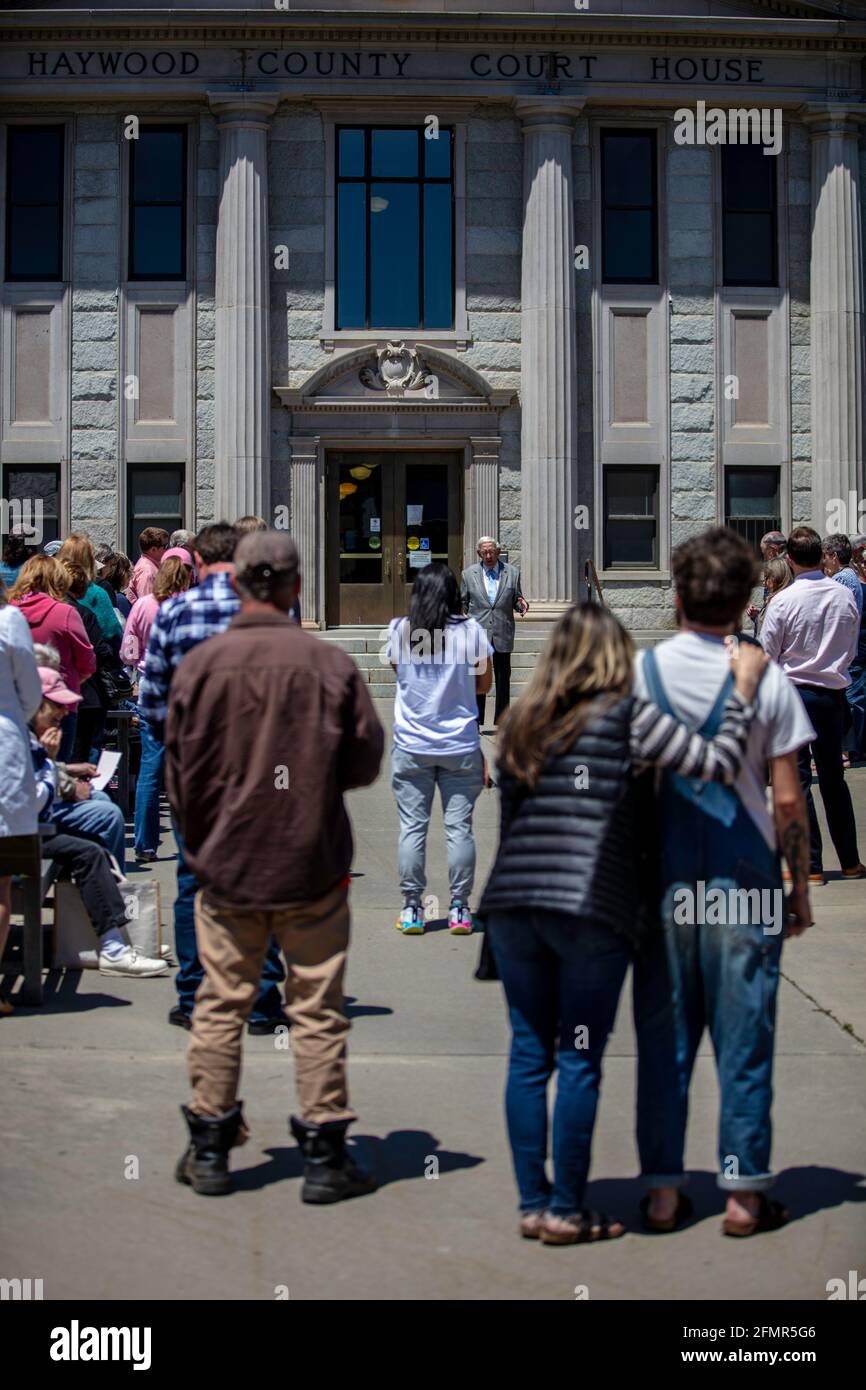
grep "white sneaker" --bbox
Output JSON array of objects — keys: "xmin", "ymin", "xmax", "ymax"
[{"xmin": 98, "ymin": 945, "xmax": 169, "ymax": 978}]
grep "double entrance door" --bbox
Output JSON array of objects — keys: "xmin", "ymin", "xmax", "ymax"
[{"xmin": 327, "ymin": 451, "xmax": 463, "ymax": 625}]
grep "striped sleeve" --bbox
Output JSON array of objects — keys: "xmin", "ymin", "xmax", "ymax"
[{"xmin": 629, "ymin": 691, "xmax": 756, "ymax": 784}]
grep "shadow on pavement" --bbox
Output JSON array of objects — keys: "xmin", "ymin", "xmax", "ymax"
[
  {"xmin": 232, "ymin": 1129, "xmax": 484, "ymax": 1192},
  {"xmin": 343, "ymin": 995, "xmax": 392, "ymax": 1018},
  {"xmin": 584, "ymin": 1165, "xmax": 866, "ymax": 1233},
  {"xmin": 3, "ymin": 968, "xmax": 133, "ymax": 1013}
]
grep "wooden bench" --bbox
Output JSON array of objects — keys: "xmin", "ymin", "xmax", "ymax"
[{"xmin": 0, "ymin": 831, "xmax": 59, "ymax": 1006}]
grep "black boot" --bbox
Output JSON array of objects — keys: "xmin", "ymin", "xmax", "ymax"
[
  {"xmin": 176, "ymin": 1103, "xmax": 244, "ymax": 1196},
  {"xmin": 290, "ymin": 1115, "xmax": 377, "ymax": 1204}
]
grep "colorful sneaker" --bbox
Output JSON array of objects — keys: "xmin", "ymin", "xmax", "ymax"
[
  {"xmin": 448, "ymin": 901, "xmax": 472, "ymax": 934},
  {"xmin": 396, "ymin": 901, "xmax": 424, "ymax": 934}
]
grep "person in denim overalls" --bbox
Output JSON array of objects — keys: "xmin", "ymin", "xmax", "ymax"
[{"xmin": 632, "ymin": 527, "xmax": 814, "ymax": 1238}]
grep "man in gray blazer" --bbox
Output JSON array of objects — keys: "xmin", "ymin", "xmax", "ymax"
[{"xmin": 461, "ymin": 536, "xmax": 528, "ymax": 728}]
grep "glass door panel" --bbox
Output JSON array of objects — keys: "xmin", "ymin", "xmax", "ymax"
[{"xmin": 327, "ymin": 451, "xmax": 462, "ymax": 625}]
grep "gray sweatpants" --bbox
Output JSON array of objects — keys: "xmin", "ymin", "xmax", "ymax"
[{"xmin": 390, "ymin": 745, "xmax": 485, "ymax": 904}]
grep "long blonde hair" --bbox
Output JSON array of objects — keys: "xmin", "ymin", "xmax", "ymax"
[
  {"xmin": 764, "ymin": 556, "xmax": 792, "ymax": 599},
  {"xmin": 497, "ymin": 603, "xmax": 634, "ymax": 790},
  {"xmin": 152, "ymin": 556, "xmax": 191, "ymax": 604},
  {"xmin": 8, "ymin": 554, "xmax": 70, "ymax": 603},
  {"xmin": 58, "ymin": 532, "xmax": 96, "ymax": 582}
]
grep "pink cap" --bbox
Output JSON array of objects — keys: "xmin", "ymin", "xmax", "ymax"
[
  {"xmin": 161, "ymin": 547, "xmax": 193, "ymax": 568},
  {"xmin": 38, "ymin": 667, "xmax": 82, "ymax": 708}
]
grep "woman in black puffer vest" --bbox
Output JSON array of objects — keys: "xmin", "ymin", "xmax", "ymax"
[{"xmin": 478, "ymin": 603, "xmax": 766, "ymax": 1246}]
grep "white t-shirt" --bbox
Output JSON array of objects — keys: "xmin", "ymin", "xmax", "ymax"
[
  {"xmin": 760, "ymin": 570, "xmax": 859, "ymax": 689},
  {"xmin": 387, "ymin": 615, "xmax": 493, "ymax": 757},
  {"xmin": 634, "ymin": 631, "xmax": 815, "ymax": 850}
]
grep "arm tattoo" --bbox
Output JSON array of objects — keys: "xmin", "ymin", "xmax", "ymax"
[{"xmin": 781, "ymin": 820, "xmax": 808, "ymax": 890}]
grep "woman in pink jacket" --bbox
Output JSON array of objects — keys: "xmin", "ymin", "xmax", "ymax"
[
  {"xmin": 123, "ymin": 553, "xmax": 191, "ymax": 861},
  {"xmin": 9, "ymin": 556, "xmax": 96, "ymax": 761}
]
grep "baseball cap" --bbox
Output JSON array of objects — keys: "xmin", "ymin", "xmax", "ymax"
[
  {"xmin": 161, "ymin": 546, "xmax": 193, "ymax": 568},
  {"xmin": 38, "ymin": 667, "xmax": 82, "ymax": 708}
]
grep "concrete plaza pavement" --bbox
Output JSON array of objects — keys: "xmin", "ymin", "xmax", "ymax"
[{"xmin": 1, "ymin": 706, "xmax": 865, "ymax": 1302}]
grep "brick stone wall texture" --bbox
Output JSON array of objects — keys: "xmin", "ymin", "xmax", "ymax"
[
  {"xmin": 269, "ymin": 105, "xmax": 326, "ymax": 530},
  {"xmin": 70, "ymin": 114, "xmax": 120, "ymax": 545},
  {"xmin": 465, "ymin": 109, "xmax": 522, "ymax": 563}
]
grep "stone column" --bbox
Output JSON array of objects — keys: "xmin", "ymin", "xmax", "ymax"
[
  {"xmin": 516, "ymin": 98, "xmax": 584, "ymax": 616},
  {"xmin": 289, "ymin": 435, "xmax": 321, "ymax": 626},
  {"xmin": 804, "ymin": 106, "xmax": 865, "ymax": 534},
  {"xmin": 468, "ymin": 436, "xmax": 501, "ymax": 569},
  {"xmin": 209, "ymin": 92, "xmax": 279, "ymax": 521}
]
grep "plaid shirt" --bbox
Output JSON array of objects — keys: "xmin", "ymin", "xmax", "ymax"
[{"xmin": 138, "ymin": 571, "xmax": 239, "ymax": 740}]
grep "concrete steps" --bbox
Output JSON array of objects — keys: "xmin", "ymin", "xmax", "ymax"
[{"xmin": 314, "ymin": 623, "xmax": 670, "ymax": 698}]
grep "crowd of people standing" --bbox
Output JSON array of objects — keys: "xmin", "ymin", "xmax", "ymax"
[{"xmin": 1, "ymin": 513, "xmax": 864, "ymax": 1237}]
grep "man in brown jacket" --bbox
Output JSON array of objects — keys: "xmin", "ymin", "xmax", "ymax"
[{"xmin": 165, "ymin": 531, "xmax": 384, "ymax": 1202}]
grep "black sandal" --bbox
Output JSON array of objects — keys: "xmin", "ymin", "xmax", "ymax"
[
  {"xmin": 541, "ymin": 1208, "xmax": 626, "ymax": 1245},
  {"xmin": 640, "ymin": 1191, "xmax": 694, "ymax": 1233},
  {"xmin": 722, "ymin": 1194, "xmax": 788, "ymax": 1238}
]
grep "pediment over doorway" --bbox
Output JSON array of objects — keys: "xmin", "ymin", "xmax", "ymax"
[{"xmin": 273, "ymin": 342, "xmax": 515, "ymax": 412}]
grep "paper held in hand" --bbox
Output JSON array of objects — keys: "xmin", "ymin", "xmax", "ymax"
[{"xmin": 91, "ymin": 749, "xmax": 122, "ymax": 793}]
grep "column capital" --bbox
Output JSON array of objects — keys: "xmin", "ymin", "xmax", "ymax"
[
  {"xmin": 288, "ymin": 435, "xmax": 321, "ymax": 464},
  {"xmin": 208, "ymin": 90, "xmax": 281, "ymax": 129},
  {"xmin": 799, "ymin": 103, "xmax": 866, "ymax": 137},
  {"xmin": 513, "ymin": 97, "xmax": 585, "ymax": 135},
  {"xmin": 469, "ymin": 435, "xmax": 502, "ymax": 456}
]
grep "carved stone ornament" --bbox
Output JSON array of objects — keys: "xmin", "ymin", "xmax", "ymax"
[{"xmin": 359, "ymin": 342, "xmax": 434, "ymax": 396}]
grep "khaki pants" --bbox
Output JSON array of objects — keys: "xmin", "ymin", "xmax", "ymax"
[{"xmin": 187, "ymin": 881, "xmax": 355, "ymax": 1128}]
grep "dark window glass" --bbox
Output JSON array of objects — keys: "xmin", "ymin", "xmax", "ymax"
[
  {"xmin": 2, "ymin": 464, "xmax": 60, "ymax": 549},
  {"xmin": 127, "ymin": 464, "xmax": 183, "ymax": 549},
  {"xmin": 425, "ymin": 128, "xmax": 452, "ymax": 179},
  {"xmin": 603, "ymin": 466, "xmax": 659, "ymax": 568},
  {"xmin": 370, "ymin": 183, "xmax": 419, "ymax": 326},
  {"xmin": 371, "ymin": 129, "xmax": 418, "ymax": 178},
  {"xmin": 601, "ymin": 130, "xmax": 657, "ymax": 285},
  {"xmin": 338, "ymin": 128, "xmax": 365, "ymax": 177},
  {"xmin": 336, "ymin": 126, "xmax": 454, "ymax": 330},
  {"xmin": 722, "ymin": 145, "xmax": 778, "ymax": 287},
  {"xmin": 336, "ymin": 184, "xmax": 366, "ymax": 329},
  {"xmin": 423, "ymin": 183, "xmax": 453, "ymax": 329},
  {"xmin": 725, "ymin": 467, "xmax": 780, "ymax": 550},
  {"xmin": 5, "ymin": 126, "xmax": 64, "ymax": 281},
  {"xmin": 129, "ymin": 127, "xmax": 186, "ymax": 280}
]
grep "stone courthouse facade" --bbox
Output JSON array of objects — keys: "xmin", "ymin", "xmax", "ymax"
[{"xmin": 0, "ymin": 0, "xmax": 864, "ymax": 631}]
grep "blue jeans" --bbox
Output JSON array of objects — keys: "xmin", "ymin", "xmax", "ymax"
[
  {"xmin": 846, "ymin": 657, "xmax": 866, "ymax": 758},
  {"xmin": 134, "ymin": 714, "xmax": 165, "ymax": 856},
  {"xmin": 172, "ymin": 820, "xmax": 285, "ymax": 1022},
  {"xmin": 490, "ymin": 910, "xmax": 631, "ymax": 1215},
  {"xmin": 52, "ymin": 790, "xmax": 126, "ymax": 873},
  {"xmin": 390, "ymin": 744, "xmax": 484, "ymax": 902},
  {"xmin": 637, "ymin": 650, "xmax": 786, "ymax": 1194},
  {"xmin": 633, "ymin": 781, "xmax": 784, "ymax": 1194}
]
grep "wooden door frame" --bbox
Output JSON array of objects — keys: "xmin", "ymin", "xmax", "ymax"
[{"xmin": 323, "ymin": 439, "xmax": 469, "ymax": 627}]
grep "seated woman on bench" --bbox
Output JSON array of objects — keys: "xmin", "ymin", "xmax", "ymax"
[{"xmin": 29, "ymin": 667, "xmax": 167, "ymax": 980}]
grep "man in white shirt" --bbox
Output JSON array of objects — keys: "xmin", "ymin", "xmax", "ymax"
[
  {"xmin": 633, "ymin": 527, "xmax": 814, "ymax": 1239},
  {"xmin": 760, "ymin": 526, "xmax": 863, "ymax": 882}
]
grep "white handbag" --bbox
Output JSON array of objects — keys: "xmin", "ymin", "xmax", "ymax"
[{"xmin": 53, "ymin": 878, "xmax": 167, "ymax": 968}]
